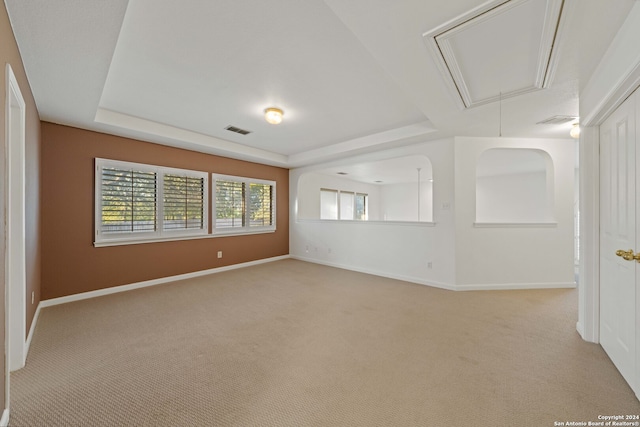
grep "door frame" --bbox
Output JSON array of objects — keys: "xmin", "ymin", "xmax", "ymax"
[
  {"xmin": 579, "ymin": 66, "xmax": 640, "ymax": 343},
  {"xmin": 4, "ymin": 63, "xmax": 27, "ymax": 410},
  {"xmin": 579, "ymin": 2, "xmax": 640, "ymax": 347}
]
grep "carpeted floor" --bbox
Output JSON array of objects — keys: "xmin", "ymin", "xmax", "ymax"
[{"xmin": 8, "ymin": 259, "xmax": 640, "ymax": 426}]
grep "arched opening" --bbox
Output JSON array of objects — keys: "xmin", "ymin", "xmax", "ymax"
[
  {"xmin": 298, "ymin": 155, "xmax": 433, "ymax": 222},
  {"xmin": 475, "ymin": 148, "xmax": 554, "ymax": 223}
]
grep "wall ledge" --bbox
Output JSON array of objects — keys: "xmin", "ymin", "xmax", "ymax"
[
  {"xmin": 296, "ymin": 219, "xmax": 436, "ymax": 227},
  {"xmin": 473, "ymin": 222, "xmax": 558, "ymax": 228}
]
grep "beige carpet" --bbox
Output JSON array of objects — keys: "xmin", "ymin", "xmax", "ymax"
[{"xmin": 9, "ymin": 259, "xmax": 640, "ymax": 426}]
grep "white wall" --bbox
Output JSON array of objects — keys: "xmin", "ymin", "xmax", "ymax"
[
  {"xmin": 476, "ymin": 171, "xmax": 548, "ymax": 223},
  {"xmin": 290, "ymin": 138, "xmax": 457, "ymax": 288},
  {"xmin": 454, "ymin": 136, "xmax": 576, "ymax": 289},
  {"xmin": 380, "ymin": 181, "xmax": 433, "ymax": 222},
  {"xmin": 290, "ymin": 135, "xmax": 576, "ymax": 291}
]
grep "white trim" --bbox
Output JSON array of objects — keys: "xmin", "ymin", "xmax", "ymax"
[
  {"xmin": 296, "ymin": 219, "xmax": 436, "ymax": 227},
  {"xmin": 455, "ymin": 281, "xmax": 576, "ymax": 291},
  {"xmin": 582, "ymin": 54, "xmax": 640, "ymax": 127},
  {"xmin": 0, "ymin": 409, "xmax": 9, "ymax": 427},
  {"xmin": 93, "ymin": 229, "xmax": 276, "ymax": 248},
  {"xmin": 5, "ymin": 63, "xmax": 27, "ymax": 376},
  {"xmin": 578, "ymin": 2, "xmax": 640, "ymax": 347},
  {"xmin": 473, "ymin": 222, "xmax": 558, "ymax": 228},
  {"xmin": 39, "ymin": 255, "xmax": 290, "ymax": 308},
  {"xmin": 577, "ymin": 126, "xmax": 600, "ymax": 343},
  {"xmin": 25, "ymin": 302, "xmax": 43, "ymax": 359},
  {"xmin": 576, "ymin": 321, "xmax": 584, "ymax": 338}
]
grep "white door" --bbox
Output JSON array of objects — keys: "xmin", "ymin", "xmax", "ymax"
[{"xmin": 599, "ymin": 88, "xmax": 638, "ymax": 395}]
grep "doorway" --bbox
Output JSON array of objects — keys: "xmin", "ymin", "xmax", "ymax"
[
  {"xmin": 599, "ymin": 86, "xmax": 639, "ymax": 398},
  {"xmin": 5, "ymin": 64, "xmax": 27, "ymax": 386}
]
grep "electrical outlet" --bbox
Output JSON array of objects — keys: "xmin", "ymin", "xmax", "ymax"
[
  {"xmin": 217, "ymin": 251, "xmax": 223, "ymax": 259},
  {"xmin": 427, "ymin": 262, "xmax": 433, "ymax": 269}
]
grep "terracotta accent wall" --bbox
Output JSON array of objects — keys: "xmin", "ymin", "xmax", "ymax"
[
  {"xmin": 41, "ymin": 123, "xmax": 289, "ymax": 300},
  {"xmin": 1, "ymin": 2, "xmax": 42, "ymax": 411}
]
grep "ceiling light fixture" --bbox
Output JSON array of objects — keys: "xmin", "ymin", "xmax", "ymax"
[
  {"xmin": 264, "ymin": 107, "xmax": 284, "ymax": 125},
  {"xmin": 570, "ymin": 123, "xmax": 580, "ymax": 139}
]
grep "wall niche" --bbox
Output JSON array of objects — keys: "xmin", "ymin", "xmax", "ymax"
[{"xmin": 475, "ymin": 148, "xmax": 555, "ymax": 224}]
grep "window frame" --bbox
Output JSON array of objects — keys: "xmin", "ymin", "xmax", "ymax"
[
  {"xmin": 212, "ymin": 173, "xmax": 276, "ymax": 235},
  {"xmin": 95, "ymin": 158, "xmax": 209, "ymax": 246}
]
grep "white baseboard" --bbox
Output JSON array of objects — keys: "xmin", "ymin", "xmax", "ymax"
[
  {"xmin": 0, "ymin": 409, "xmax": 9, "ymax": 427},
  {"xmin": 40, "ymin": 255, "xmax": 290, "ymax": 309},
  {"xmin": 25, "ymin": 303, "xmax": 43, "ymax": 361},
  {"xmin": 290, "ymin": 256, "xmax": 577, "ymax": 292},
  {"xmin": 455, "ymin": 282, "xmax": 577, "ymax": 291},
  {"xmin": 576, "ymin": 321, "xmax": 585, "ymax": 339},
  {"xmin": 290, "ymin": 255, "xmax": 457, "ymax": 291}
]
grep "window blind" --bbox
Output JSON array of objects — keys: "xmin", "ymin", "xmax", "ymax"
[
  {"xmin": 163, "ymin": 174, "xmax": 205, "ymax": 231},
  {"xmin": 249, "ymin": 183, "xmax": 273, "ymax": 227},
  {"xmin": 213, "ymin": 175, "xmax": 276, "ymax": 234},
  {"xmin": 100, "ymin": 167, "xmax": 157, "ymax": 233},
  {"xmin": 215, "ymin": 179, "xmax": 245, "ymax": 228},
  {"xmin": 95, "ymin": 158, "xmax": 209, "ymax": 245}
]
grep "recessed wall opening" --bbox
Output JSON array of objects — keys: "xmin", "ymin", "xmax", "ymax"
[
  {"xmin": 298, "ymin": 155, "xmax": 434, "ymax": 222},
  {"xmin": 475, "ymin": 148, "xmax": 554, "ymax": 223}
]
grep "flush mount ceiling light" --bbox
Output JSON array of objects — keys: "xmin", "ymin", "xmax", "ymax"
[
  {"xmin": 570, "ymin": 123, "xmax": 580, "ymax": 139},
  {"xmin": 264, "ymin": 107, "xmax": 284, "ymax": 125}
]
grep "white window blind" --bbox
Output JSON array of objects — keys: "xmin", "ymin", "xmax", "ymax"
[
  {"xmin": 215, "ymin": 179, "xmax": 245, "ymax": 229},
  {"xmin": 163, "ymin": 174, "xmax": 205, "ymax": 231},
  {"xmin": 249, "ymin": 182, "xmax": 274, "ymax": 227},
  {"xmin": 321, "ymin": 188, "xmax": 368, "ymax": 220},
  {"xmin": 213, "ymin": 174, "xmax": 276, "ymax": 234},
  {"xmin": 100, "ymin": 166, "xmax": 157, "ymax": 234},
  {"xmin": 96, "ymin": 159, "xmax": 208, "ymax": 245},
  {"xmin": 339, "ymin": 192, "xmax": 354, "ymax": 220},
  {"xmin": 320, "ymin": 189, "xmax": 338, "ymax": 220}
]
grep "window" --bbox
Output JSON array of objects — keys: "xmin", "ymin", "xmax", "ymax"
[
  {"xmin": 95, "ymin": 159, "xmax": 208, "ymax": 245},
  {"xmin": 163, "ymin": 173, "xmax": 206, "ymax": 231},
  {"xmin": 320, "ymin": 188, "xmax": 368, "ymax": 220},
  {"xmin": 340, "ymin": 192, "xmax": 354, "ymax": 220},
  {"xmin": 320, "ymin": 189, "xmax": 338, "ymax": 220},
  {"xmin": 213, "ymin": 174, "xmax": 276, "ymax": 234},
  {"xmin": 355, "ymin": 193, "xmax": 367, "ymax": 220}
]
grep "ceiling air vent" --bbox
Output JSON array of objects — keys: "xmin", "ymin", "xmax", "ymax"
[
  {"xmin": 225, "ymin": 125, "xmax": 252, "ymax": 135},
  {"xmin": 536, "ymin": 115, "xmax": 577, "ymax": 125}
]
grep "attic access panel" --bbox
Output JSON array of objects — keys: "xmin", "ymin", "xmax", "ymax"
[{"xmin": 423, "ymin": 0, "xmax": 565, "ymax": 109}]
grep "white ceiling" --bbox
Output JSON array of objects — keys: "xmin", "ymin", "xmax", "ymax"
[{"xmin": 5, "ymin": 0, "xmax": 635, "ymax": 172}]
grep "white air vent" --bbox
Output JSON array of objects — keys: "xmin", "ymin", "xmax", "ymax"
[
  {"xmin": 225, "ymin": 125, "xmax": 252, "ymax": 135},
  {"xmin": 536, "ymin": 115, "xmax": 577, "ymax": 125}
]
